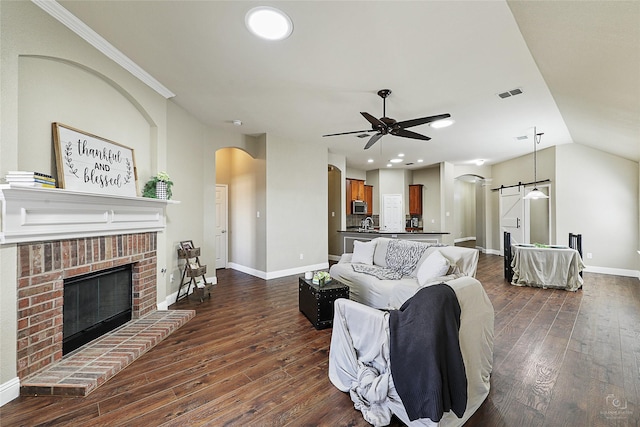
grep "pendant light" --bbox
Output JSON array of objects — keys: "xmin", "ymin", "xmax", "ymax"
[{"xmin": 523, "ymin": 126, "xmax": 549, "ymax": 200}]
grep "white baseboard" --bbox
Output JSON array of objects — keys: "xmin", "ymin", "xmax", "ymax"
[
  {"xmin": 227, "ymin": 263, "xmax": 267, "ymax": 279},
  {"xmin": 454, "ymin": 236, "xmax": 476, "ymax": 243},
  {"xmin": 0, "ymin": 377, "xmax": 20, "ymax": 407},
  {"xmin": 227, "ymin": 262, "xmax": 330, "ymax": 280},
  {"xmin": 159, "ymin": 275, "xmax": 218, "ymax": 308},
  {"xmin": 584, "ymin": 265, "xmax": 640, "ymax": 279}
]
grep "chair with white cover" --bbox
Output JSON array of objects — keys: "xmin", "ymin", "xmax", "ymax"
[{"xmin": 328, "ymin": 276, "xmax": 494, "ymax": 427}]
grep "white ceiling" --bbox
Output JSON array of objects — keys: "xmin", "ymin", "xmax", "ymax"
[{"xmin": 56, "ymin": 0, "xmax": 639, "ymax": 171}]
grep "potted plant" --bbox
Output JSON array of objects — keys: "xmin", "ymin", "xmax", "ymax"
[{"xmin": 142, "ymin": 171, "xmax": 173, "ymax": 200}]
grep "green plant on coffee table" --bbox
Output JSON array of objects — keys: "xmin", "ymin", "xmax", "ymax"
[
  {"xmin": 313, "ymin": 271, "xmax": 331, "ymax": 286},
  {"xmin": 142, "ymin": 171, "xmax": 173, "ymax": 199}
]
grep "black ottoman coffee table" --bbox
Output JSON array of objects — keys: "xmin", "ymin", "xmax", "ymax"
[{"xmin": 298, "ymin": 276, "xmax": 349, "ymax": 329}]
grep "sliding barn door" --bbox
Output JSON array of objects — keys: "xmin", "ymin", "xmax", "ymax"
[{"xmin": 499, "ymin": 186, "xmax": 525, "ymax": 253}]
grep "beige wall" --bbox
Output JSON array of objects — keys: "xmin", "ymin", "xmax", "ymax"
[
  {"xmin": 440, "ymin": 162, "xmax": 456, "ymax": 245},
  {"xmin": 555, "ymin": 144, "xmax": 638, "ymax": 272},
  {"xmin": 265, "ymin": 133, "xmax": 328, "ymax": 274},
  {"xmin": 454, "ymin": 179, "xmax": 476, "ymax": 240}
]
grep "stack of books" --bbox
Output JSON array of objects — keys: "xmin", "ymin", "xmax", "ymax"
[{"xmin": 5, "ymin": 171, "xmax": 57, "ymax": 188}]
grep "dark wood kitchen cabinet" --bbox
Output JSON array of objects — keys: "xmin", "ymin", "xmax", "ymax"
[
  {"xmin": 409, "ymin": 184, "xmax": 423, "ymax": 216},
  {"xmin": 364, "ymin": 185, "xmax": 373, "ymax": 215},
  {"xmin": 346, "ymin": 178, "xmax": 365, "ymax": 214}
]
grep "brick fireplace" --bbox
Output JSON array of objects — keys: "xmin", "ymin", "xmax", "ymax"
[
  {"xmin": 16, "ymin": 233, "xmax": 157, "ymax": 379},
  {"xmin": 1, "ymin": 185, "xmax": 196, "ymax": 397}
]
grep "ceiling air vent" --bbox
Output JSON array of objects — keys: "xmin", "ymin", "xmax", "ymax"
[
  {"xmin": 497, "ymin": 87, "xmax": 524, "ymax": 99},
  {"xmin": 514, "ymin": 135, "xmax": 529, "ymax": 141}
]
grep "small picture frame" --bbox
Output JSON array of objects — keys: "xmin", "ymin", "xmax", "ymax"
[{"xmin": 180, "ymin": 240, "xmax": 194, "ymax": 251}]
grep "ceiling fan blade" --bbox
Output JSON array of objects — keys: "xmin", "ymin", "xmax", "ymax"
[
  {"xmin": 396, "ymin": 113, "xmax": 451, "ymax": 129},
  {"xmin": 364, "ymin": 133, "xmax": 383, "ymax": 149},
  {"xmin": 322, "ymin": 129, "xmax": 373, "ymax": 137},
  {"xmin": 392, "ymin": 128, "xmax": 431, "ymax": 141},
  {"xmin": 361, "ymin": 112, "xmax": 385, "ymax": 128}
]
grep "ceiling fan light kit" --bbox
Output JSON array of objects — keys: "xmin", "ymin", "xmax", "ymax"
[
  {"xmin": 323, "ymin": 89, "xmax": 451, "ymax": 150},
  {"xmin": 429, "ymin": 118, "xmax": 455, "ymax": 128}
]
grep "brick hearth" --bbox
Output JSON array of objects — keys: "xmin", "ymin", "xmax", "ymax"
[{"xmin": 20, "ymin": 309, "xmax": 194, "ymax": 396}]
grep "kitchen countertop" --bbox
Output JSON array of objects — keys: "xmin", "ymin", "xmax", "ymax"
[{"xmin": 338, "ymin": 229, "xmax": 449, "ymax": 235}]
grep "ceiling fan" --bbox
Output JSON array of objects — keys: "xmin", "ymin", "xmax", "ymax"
[{"xmin": 323, "ymin": 89, "xmax": 451, "ymax": 150}]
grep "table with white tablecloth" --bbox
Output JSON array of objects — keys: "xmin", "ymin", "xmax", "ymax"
[{"xmin": 510, "ymin": 244, "xmax": 585, "ymax": 291}]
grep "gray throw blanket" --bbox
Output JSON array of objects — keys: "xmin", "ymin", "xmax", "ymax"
[
  {"xmin": 385, "ymin": 239, "xmax": 429, "ymax": 276},
  {"xmin": 351, "ymin": 240, "xmax": 433, "ymax": 280},
  {"xmin": 351, "ymin": 264, "xmax": 403, "ymax": 280},
  {"xmin": 389, "ymin": 283, "xmax": 467, "ymax": 422}
]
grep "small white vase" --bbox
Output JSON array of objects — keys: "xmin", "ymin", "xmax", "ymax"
[{"xmin": 156, "ymin": 181, "xmax": 168, "ymax": 200}]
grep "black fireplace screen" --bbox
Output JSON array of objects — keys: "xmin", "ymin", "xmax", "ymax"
[{"xmin": 63, "ymin": 264, "xmax": 132, "ymax": 355}]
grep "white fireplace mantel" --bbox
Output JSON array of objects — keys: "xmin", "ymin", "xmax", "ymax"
[{"xmin": 0, "ymin": 185, "xmax": 178, "ymax": 244}]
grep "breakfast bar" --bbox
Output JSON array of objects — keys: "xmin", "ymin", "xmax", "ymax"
[{"xmin": 338, "ymin": 230, "xmax": 449, "ymax": 253}]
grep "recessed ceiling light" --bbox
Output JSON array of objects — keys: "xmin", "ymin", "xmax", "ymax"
[
  {"xmin": 429, "ymin": 119, "xmax": 455, "ymax": 129},
  {"xmin": 475, "ymin": 159, "xmax": 485, "ymax": 166},
  {"xmin": 232, "ymin": 119, "xmax": 242, "ymax": 126},
  {"xmin": 398, "ymin": 153, "xmax": 405, "ymax": 157},
  {"xmin": 367, "ymin": 159, "xmax": 374, "ymax": 163},
  {"xmin": 245, "ymin": 7, "xmax": 293, "ymax": 41},
  {"xmin": 417, "ymin": 159, "xmax": 424, "ymax": 163},
  {"xmin": 386, "ymin": 163, "xmax": 392, "ymax": 167},
  {"xmin": 390, "ymin": 158, "xmax": 403, "ymax": 163}
]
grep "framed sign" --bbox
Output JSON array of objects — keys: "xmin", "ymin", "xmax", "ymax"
[{"xmin": 53, "ymin": 123, "xmax": 138, "ymax": 196}]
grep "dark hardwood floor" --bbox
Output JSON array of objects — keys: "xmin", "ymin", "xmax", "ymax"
[{"xmin": 2, "ymin": 252, "xmax": 639, "ymax": 426}]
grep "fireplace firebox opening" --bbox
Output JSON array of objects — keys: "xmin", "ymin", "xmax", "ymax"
[{"xmin": 63, "ymin": 264, "xmax": 133, "ymax": 355}]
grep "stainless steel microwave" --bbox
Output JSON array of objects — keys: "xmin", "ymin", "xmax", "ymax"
[{"xmin": 352, "ymin": 200, "xmax": 367, "ymax": 214}]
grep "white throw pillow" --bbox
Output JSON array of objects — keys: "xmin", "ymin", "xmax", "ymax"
[
  {"xmin": 416, "ymin": 250, "xmax": 450, "ymax": 286},
  {"xmin": 352, "ymin": 240, "xmax": 377, "ymax": 265},
  {"xmin": 373, "ymin": 238, "xmax": 390, "ymax": 267}
]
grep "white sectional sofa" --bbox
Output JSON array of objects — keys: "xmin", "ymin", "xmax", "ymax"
[
  {"xmin": 328, "ymin": 237, "xmax": 493, "ymax": 426},
  {"xmin": 329, "ymin": 237, "xmax": 480, "ymax": 309}
]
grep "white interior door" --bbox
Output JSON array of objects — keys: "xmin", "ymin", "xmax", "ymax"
[
  {"xmin": 499, "ymin": 186, "xmax": 525, "ymax": 253},
  {"xmin": 382, "ymin": 194, "xmax": 404, "ymax": 232},
  {"xmin": 215, "ymin": 185, "xmax": 228, "ymax": 269}
]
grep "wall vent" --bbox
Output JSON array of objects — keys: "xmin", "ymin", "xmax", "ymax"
[{"xmin": 497, "ymin": 87, "xmax": 524, "ymax": 99}]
